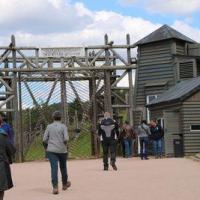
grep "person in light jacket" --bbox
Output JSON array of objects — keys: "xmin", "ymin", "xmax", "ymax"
[
  {"xmin": 137, "ymin": 120, "xmax": 151, "ymax": 160},
  {"xmin": 43, "ymin": 111, "xmax": 71, "ymax": 195}
]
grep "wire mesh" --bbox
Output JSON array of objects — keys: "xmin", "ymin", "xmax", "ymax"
[{"xmin": 19, "ymin": 74, "xmax": 92, "ymax": 161}]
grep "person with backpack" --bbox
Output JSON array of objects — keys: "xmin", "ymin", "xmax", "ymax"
[
  {"xmin": 0, "ymin": 128, "xmax": 16, "ymax": 200},
  {"xmin": 150, "ymin": 119, "xmax": 164, "ymax": 158},
  {"xmin": 137, "ymin": 120, "xmax": 151, "ymax": 160},
  {"xmin": 98, "ymin": 112, "xmax": 119, "ymax": 171}
]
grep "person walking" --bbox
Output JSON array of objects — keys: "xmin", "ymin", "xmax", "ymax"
[
  {"xmin": 150, "ymin": 119, "xmax": 164, "ymax": 158},
  {"xmin": 137, "ymin": 120, "xmax": 151, "ymax": 160},
  {"xmin": 121, "ymin": 121, "xmax": 135, "ymax": 158},
  {"xmin": 43, "ymin": 111, "xmax": 71, "ymax": 195},
  {"xmin": 0, "ymin": 128, "xmax": 16, "ymax": 200},
  {"xmin": 98, "ymin": 112, "xmax": 119, "ymax": 171}
]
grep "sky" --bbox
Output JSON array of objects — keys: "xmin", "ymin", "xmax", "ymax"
[
  {"xmin": 0, "ymin": 0, "xmax": 200, "ymax": 47},
  {"xmin": 1, "ymin": 0, "xmax": 200, "ymax": 107}
]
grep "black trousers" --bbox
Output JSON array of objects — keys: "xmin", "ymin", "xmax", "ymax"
[
  {"xmin": 101, "ymin": 139, "xmax": 117, "ymax": 167},
  {"xmin": 0, "ymin": 191, "xmax": 4, "ymax": 200}
]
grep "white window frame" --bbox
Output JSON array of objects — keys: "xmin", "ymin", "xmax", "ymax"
[
  {"xmin": 146, "ymin": 95, "xmax": 158, "ymax": 123},
  {"xmin": 190, "ymin": 125, "xmax": 200, "ymax": 132}
]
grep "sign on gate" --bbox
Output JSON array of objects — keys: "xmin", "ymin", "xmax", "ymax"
[{"xmin": 41, "ymin": 47, "xmax": 85, "ymax": 58}]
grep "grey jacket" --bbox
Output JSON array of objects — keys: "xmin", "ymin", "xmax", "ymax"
[
  {"xmin": 137, "ymin": 123, "xmax": 151, "ymax": 138},
  {"xmin": 43, "ymin": 121, "xmax": 69, "ymax": 153}
]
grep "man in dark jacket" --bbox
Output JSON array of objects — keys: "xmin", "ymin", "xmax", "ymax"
[
  {"xmin": 98, "ymin": 112, "xmax": 119, "ymax": 171},
  {"xmin": 150, "ymin": 119, "xmax": 164, "ymax": 158},
  {"xmin": 0, "ymin": 129, "xmax": 16, "ymax": 200}
]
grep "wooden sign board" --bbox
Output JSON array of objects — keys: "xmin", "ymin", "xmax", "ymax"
[{"xmin": 41, "ymin": 47, "xmax": 85, "ymax": 58}]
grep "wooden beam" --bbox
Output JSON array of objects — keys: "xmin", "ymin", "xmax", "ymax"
[
  {"xmin": 112, "ymin": 105, "xmax": 130, "ymax": 108},
  {"xmin": 0, "ymin": 64, "xmax": 136, "ymax": 72},
  {"xmin": 0, "ymin": 95, "xmax": 15, "ymax": 108},
  {"xmin": 111, "ymin": 70, "xmax": 128, "ymax": 88}
]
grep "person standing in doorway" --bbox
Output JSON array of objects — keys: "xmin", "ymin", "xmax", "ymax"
[
  {"xmin": 0, "ymin": 113, "xmax": 14, "ymax": 144},
  {"xmin": 43, "ymin": 111, "xmax": 71, "ymax": 195},
  {"xmin": 98, "ymin": 112, "xmax": 119, "ymax": 171},
  {"xmin": 150, "ymin": 119, "xmax": 164, "ymax": 158},
  {"xmin": 0, "ymin": 129, "xmax": 16, "ymax": 200},
  {"xmin": 137, "ymin": 120, "xmax": 151, "ymax": 160},
  {"xmin": 121, "ymin": 121, "xmax": 135, "ymax": 158}
]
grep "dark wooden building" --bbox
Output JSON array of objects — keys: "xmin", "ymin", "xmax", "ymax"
[
  {"xmin": 133, "ymin": 24, "xmax": 200, "ymax": 126},
  {"xmin": 147, "ymin": 77, "xmax": 200, "ymax": 156}
]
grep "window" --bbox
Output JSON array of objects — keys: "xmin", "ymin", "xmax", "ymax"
[
  {"xmin": 190, "ymin": 125, "xmax": 200, "ymax": 132},
  {"xmin": 146, "ymin": 95, "xmax": 157, "ymax": 123},
  {"xmin": 178, "ymin": 58, "xmax": 199, "ymax": 80},
  {"xmin": 179, "ymin": 61, "xmax": 194, "ymax": 79}
]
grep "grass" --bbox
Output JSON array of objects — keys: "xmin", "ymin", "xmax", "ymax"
[
  {"xmin": 24, "ymin": 128, "xmax": 92, "ymax": 161},
  {"xmin": 24, "ymin": 136, "xmax": 45, "ymax": 161}
]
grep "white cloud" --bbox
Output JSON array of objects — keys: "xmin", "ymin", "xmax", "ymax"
[
  {"xmin": 118, "ymin": 0, "xmax": 138, "ymax": 6},
  {"xmin": 119, "ymin": 0, "xmax": 200, "ymax": 15},
  {"xmin": 0, "ymin": 0, "xmax": 93, "ymax": 34},
  {"xmin": 0, "ymin": 0, "xmax": 199, "ymax": 48},
  {"xmin": 0, "ymin": 3, "xmax": 161, "ymax": 47},
  {"xmin": 172, "ymin": 20, "xmax": 200, "ymax": 42},
  {"xmin": 146, "ymin": 0, "xmax": 200, "ymax": 15}
]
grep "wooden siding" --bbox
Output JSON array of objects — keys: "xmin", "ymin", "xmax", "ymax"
[
  {"xmin": 176, "ymin": 41, "xmax": 185, "ymax": 55},
  {"xmin": 181, "ymin": 100, "xmax": 200, "ymax": 154},
  {"xmin": 188, "ymin": 43, "xmax": 200, "ymax": 56},
  {"xmin": 163, "ymin": 110, "xmax": 181, "ymax": 156},
  {"xmin": 135, "ymin": 40, "xmax": 175, "ymax": 113},
  {"xmin": 149, "ymin": 109, "xmax": 163, "ymax": 120}
]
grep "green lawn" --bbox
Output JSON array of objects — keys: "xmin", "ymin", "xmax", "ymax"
[{"xmin": 24, "ymin": 129, "xmax": 92, "ymax": 161}]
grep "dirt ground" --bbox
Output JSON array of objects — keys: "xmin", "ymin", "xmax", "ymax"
[{"xmin": 5, "ymin": 157, "xmax": 200, "ymax": 200}]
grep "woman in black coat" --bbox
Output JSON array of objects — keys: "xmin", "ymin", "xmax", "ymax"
[{"xmin": 0, "ymin": 131, "xmax": 16, "ymax": 200}]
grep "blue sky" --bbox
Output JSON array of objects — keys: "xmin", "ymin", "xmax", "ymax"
[
  {"xmin": 71, "ymin": 0, "xmax": 200, "ymax": 28},
  {"xmin": 0, "ymin": 0, "xmax": 200, "ymax": 47}
]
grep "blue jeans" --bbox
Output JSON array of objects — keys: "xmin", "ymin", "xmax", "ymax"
[
  {"xmin": 139, "ymin": 137, "xmax": 148, "ymax": 159},
  {"xmin": 47, "ymin": 152, "xmax": 68, "ymax": 187},
  {"xmin": 124, "ymin": 138, "xmax": 133, "ymax": 157},
  {"xmin": 153, "ymin": 140, "xmax": 162, "ymax": 157}
]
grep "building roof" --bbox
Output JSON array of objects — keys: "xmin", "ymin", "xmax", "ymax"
[
  {"xmin": 134, "ymin": 24, "xmax": 196, "ymax": 46},
  {"xmin": 147, "ymin": 76, "xmax": 200, "ymax": 107}
]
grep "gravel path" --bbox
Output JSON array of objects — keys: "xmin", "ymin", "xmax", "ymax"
[{"xmin": 5, "ymin": 157, "xmax": 200, "ymax": 200}]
